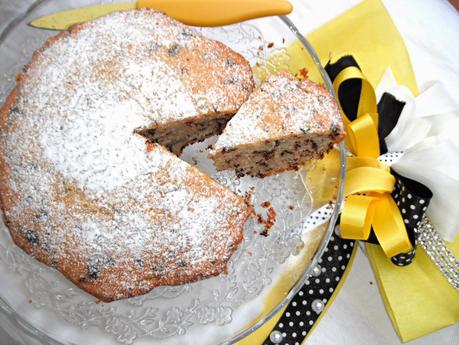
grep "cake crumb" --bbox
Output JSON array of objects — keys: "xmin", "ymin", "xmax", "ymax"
[
  {"xmin": 257, "ymin": 206, "xmax": 277, "ymax": 236},
  {"xmin": 146, "ymin": 140, "xmax": 155, "ymax": 152},
  {"xmin": 267, "ymin": 42, "xmax": 274, "ymax": 48},
  {"xmin": 288, "ymin": 205, "xmax": 295, "ymax": 210},
  {"xmin": 257, "ymin": 213, "xmax": 264, "ymax": 224},
  {"xmin": 244, "ymin": 191, "xmax": 254, "ymax": 204},
  {"xmin": 261, "ymin": 201, "xmax": 271, "ymax": 208},
  {"xmin": 260, "ymin": 229, "xmax": 269, "ymax": 237},
  {"xmin": 298, "ymin": 68, "xmax": 308, "ymax": 79}
]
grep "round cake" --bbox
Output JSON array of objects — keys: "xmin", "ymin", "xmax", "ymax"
[{"xmin": 0, "ymin": 10, "xmax": 253, "ymax": 302}]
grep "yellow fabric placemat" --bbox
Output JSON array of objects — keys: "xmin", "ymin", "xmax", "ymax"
[
  {"xmin": 367, "ymin": 239, "xmax": 459, "ymax": 342},
  {"xmin": 284, "ymin": 0, "xmax": 418, "ymax": 94},
  {"xmin": 238, "ymin": 0, "xmax": 458, "ymax": 343}
]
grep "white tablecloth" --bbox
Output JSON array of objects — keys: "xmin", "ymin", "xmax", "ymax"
[{"xmin": 0, "ymin": 0, "xmax": 458, "ymax": 344}]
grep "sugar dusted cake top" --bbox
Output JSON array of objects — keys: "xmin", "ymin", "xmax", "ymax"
[
  {"xmin": 0, "ymin": 10, "xmax": 250, "ymax": 301},
  {"xmin": 212, "ymin": 72, "xmax": 343, "ymax": 152}
]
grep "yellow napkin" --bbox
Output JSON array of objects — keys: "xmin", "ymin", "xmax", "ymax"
[
  {"xmin": 367, "ymin": 239, "xmax": 459, "ymax": 342},
  {"xmin": 239, "ymin": 0, "xmax": 458, "ymax": 343}
]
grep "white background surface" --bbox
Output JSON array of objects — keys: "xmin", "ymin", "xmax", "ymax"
[{"xmin": 0, "ymin": 0, "xmax": 458, "ymax": 344}]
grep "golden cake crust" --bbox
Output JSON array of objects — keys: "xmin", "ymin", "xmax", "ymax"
[{"xmin": 0, "ymin": 10, "xmax": 251, "ymax": 302}]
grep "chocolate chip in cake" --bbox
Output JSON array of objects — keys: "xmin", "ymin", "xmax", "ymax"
[
  {"xmin": 262, "ymin": 150, "xmax": 275, "ymax": 160},
  {"xmin": 149, "ymin": 42, "xmax": 160, "ymax": 53},
  {"xmin": 236, "ymin": 169, "xmax": 245, "ymax": 178},
  {"xmin": 80, "ymin": 254, "xmax": 114, "ymax": 282},
  {"xmin": 29, "ymin": 163, "xmax": 38, "ymax": 171},
  {"xmin": 80, "ymin": 264, "xmax": 100, "ymax": 282},
  {"xmin": 152, "ymin": 262, "xmax": 166, "ymax": 274},
  {"xmin": 6, "ymin": 106, "xmax": 22, "ymax": 127},
  {"xmin": 224, "ymin": 77, "xmax": 236, "ymax": 85},
  {"xmin": 134, "ymin": 259, "xmax": 144, "ymax": 268},
  {"xmin": 168, "ymin": 43, "xmax": 181, "ymax": 56},
  {"xmin": 225, "ymin": 58, "xmax": 236, "ymax": 67},
  {"xmin": 9, "ymin": 106, "xmax": 20, "ymax": 114},
  {"xmin": 318, "ymin": 94, "xmax": 327, "ymax": 103},
  {"xmin": 35, "ymin": 209, "xmax": 48, "ymax": 222},
  {"xmin": 280, "ymin": 150, "xmax": 294, "ymax": 157},
  {"xmin": 42, "ymin": 241, "xmax": 52, "ymax": 254},
  {"xmin": 24, "ymin": 229, "xmax": 39, "ymax": 246},
  {"xmin": 311, "ymin": 141, "xmax": 318, "ymax": 151},
  {"xmin": 181, "ymin": 30, "xmax": 195, "ymax": 38},
  {"xmin": 331, "ymin": 123, "xmax": 341, "ymax": 138}
]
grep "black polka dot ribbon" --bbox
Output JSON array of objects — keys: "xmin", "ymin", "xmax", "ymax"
[
  {"xmin": 389, "ymin": 172, "xmax": 432, "ymax": 265},
  {"xmin": 263, "ymin": 229, "xmax": 356, "ymax": 345}
]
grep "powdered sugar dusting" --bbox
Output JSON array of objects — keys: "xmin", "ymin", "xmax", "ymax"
[
  {"xmin": 213, "ymin": 72, "xmax": 343, "ymax": 150},
  {"xmin": 41, "ymin": 101, "xmax": 152, "ymax": 193},
  {"xmin": 0, "ymin": 10, "xmax": 250, "ymax": 301}
]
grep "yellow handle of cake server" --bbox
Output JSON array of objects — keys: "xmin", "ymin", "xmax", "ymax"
[{"xmin": 136, "ymin": 0, "xmax": 293, "ymax": 26}]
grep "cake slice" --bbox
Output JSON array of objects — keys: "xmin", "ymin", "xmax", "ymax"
[{"xmin": 209, "ymin": 72, "xmax": 345, "ymax": 177}]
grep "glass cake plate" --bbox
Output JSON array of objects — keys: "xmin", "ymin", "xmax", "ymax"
[{"xmin": 0, "ymin": 1, "xmax": 346, "ymax": 344}]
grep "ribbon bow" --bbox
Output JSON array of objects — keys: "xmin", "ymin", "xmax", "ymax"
[{"xmin": 328, "ymin": 59, "xmax": 413, "ymax": 258}]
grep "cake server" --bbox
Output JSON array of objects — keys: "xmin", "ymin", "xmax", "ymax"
[{"xmin": 28, "ymin": 0, "xmax": 293, "ymax": 30}]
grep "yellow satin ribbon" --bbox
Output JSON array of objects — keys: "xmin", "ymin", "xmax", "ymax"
[{"xmin": 335, "ymin": 67, "xmax": 413, "ymax": 258}]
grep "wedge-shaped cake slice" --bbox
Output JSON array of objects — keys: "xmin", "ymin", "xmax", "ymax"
[{"xmin": 209, "ymin": 72, "xmax": 345, "ymax": 177}]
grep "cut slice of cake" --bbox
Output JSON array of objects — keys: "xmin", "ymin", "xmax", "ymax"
[{"xmin": 209, "ymin": 72, "xmax": 345, "ymax": 177}]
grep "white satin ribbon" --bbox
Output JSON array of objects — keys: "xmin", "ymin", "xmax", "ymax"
[{"xmin": 376, "ymin": 68, "xmax": 459, "ymax": 242}]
